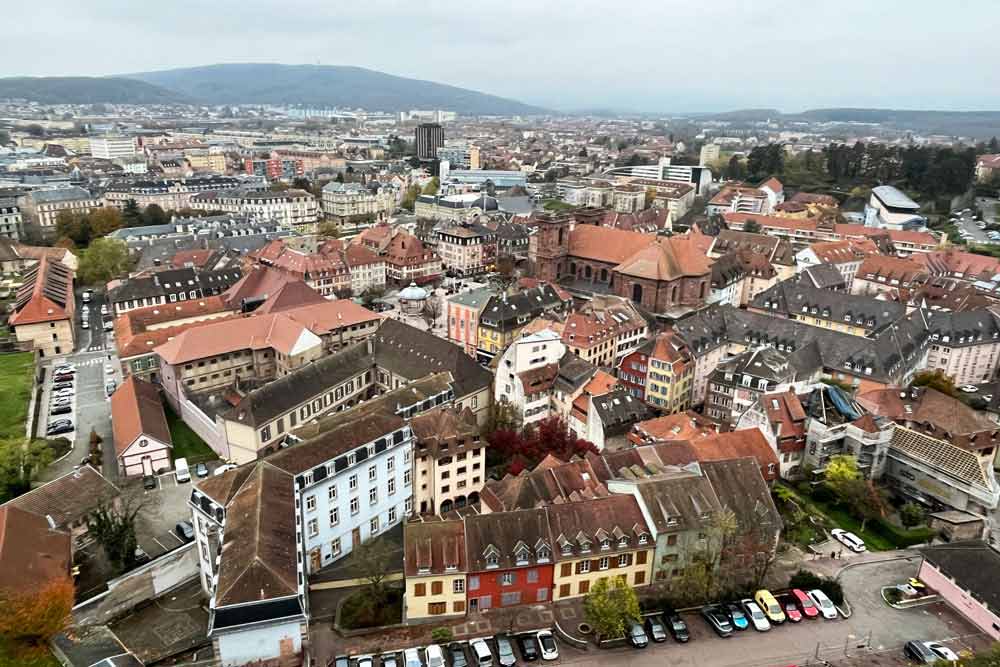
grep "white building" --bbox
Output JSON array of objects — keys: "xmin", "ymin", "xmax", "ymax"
[
  {"xmin": 90, "ymin": 135, "xmax": 137, "ymax": 160},
  {"xmin": 864, "ymin": 186, "xmax": 925, "ymax": 230},
  {"xmin": 494, "ymin": 329, "xmax": 566, "ymax": 426}
]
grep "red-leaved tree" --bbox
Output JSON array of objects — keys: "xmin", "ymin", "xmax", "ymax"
[
  {"xmin": 487, "ymin": 416, "xmax": 598, "ymax": 475},
  {"xmin": 0, "ymin": 575, "xmax": 75, "ymax": 646}
]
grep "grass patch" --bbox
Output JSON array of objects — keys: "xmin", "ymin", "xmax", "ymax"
[
  {"xmin": 0, "ymin": 352, "xmax": 34, "ymax": 440},
  {"xmin": 0, "ymin": 637, "xmax": 59, "ymax": 667},
  {"xmin": 339, "ymin": 588, "xmax": 403, "ymax": 629},
  {"xmin": 165, "ymin": 406, "xmax": 218, "ymax": 463}
]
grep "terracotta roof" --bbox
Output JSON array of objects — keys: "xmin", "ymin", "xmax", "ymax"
[
  {"xmin": 613, "ymin": 235, "xmax": 713, "ymax": 281},
  {"xmin": 222, "ymin": 264, "xmax": 299, "ymax": 309},
  {"xmin": 4, "ymin": 466, "xmax": 118, "ymax": 531},
  {"xmin": 762, "ymin": 390, "xmax": 807, "ymax": 450},
  {"xmin": 857, "ymin": 255, "xmax": 927, "ymax": 284},
  {"xmin": 857, "ymin": 386, "xmax": 997, "ymax": 449},
  {"xmin": 252, "ymin": 279, "xmax": 328, "ymax": 315},
  {"xmin": 629, "ymin": 411, "xmax": 720, "ymax": 445},
  {"xmin": 913, "ymin": 249, "xmax": 1000, "ymax": 281},
  {"xmin": 790, "ymin": 192, "xmax": 838, "ymax": 207},
  {"xmin": 480, "ymin": 457, "xmax": 609, "ymax": 512},
  {"xmin": 110, "ymin": 376, "xmax": 172, "ymax": 457},
  {"xmin": 808, "ymin": 239, "xmax": 878, "ymax": 264},
  {"xmin": 409, "ymin": 405, "xmax": 480, "ymax": 458},
  {"xmin": 685, "ymin": 430, "xmax": 780, "ymax": 481},
  {"xmin": 9, "ymin": 255, "xmax": 74, "ymax": 326},
  {"xmin": 0, "ymin": 505, "xmax": 71, "ymax": 593},
  {"xmin": 759, "ymin": 177, "xmax": 783, "ymax": 193},
  {"xmin": 568, "ymin": 225, "xmax": 655, "ymax": 265},
  {"xmin": 978, "ymin": 154, "xmax": 1000, "ymax": 169},
  {"xmin": 546, "ymin": 495, "xmax": 651, "ymax": 559},
  {"xmin": 562, "ymin": 296, "xmax": 646, "ymax": 349},
  {"xmin": 404, "ymin": 519, "xmax": 467, "ymax": 576},
  {"xmin": 518, "ymin": 362, "xmax": 560, "ymax": 394},
  {"xmin": 114, "ymin": 297, "xmax": 236, "ymax": 360},
  {"xmin": 171, "ymin": 248, "xmax": 215, "ymax": 269}
]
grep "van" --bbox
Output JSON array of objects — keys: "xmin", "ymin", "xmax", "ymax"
[
  {"xmin": 754, "ymin": 589, "xmax": 786, "ymax": 624},
  {"xmin": 175, "ymin": 457, "xmax": 191, "ymax": 483},
  {"xmin": 470, "ymin": 638, "xmax": 493, "ymax": 667}
]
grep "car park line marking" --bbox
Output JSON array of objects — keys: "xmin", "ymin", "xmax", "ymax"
[
  {"xmin": 152, "ymin": 537, "xmax": 169, "ymax": 551},
  {"xmin": 170, "ymin": 531, "xmax": 185, "ymax": 544}
]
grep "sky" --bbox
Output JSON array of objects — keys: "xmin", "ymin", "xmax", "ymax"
[{"xmin": 5, "ymin": 0, "xmax": 1000, "ymax": 113}]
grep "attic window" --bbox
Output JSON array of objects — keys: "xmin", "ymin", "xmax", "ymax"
[
  {"xmin": 638, "ymin": 534, "xmax": 648, "ymax": 545},
  {"xmin": 600, "ymin": 538, "xmax": 610, "ymax": 550},
  {"xmin": 561, "ymin": 544, "xmax": 572, "ymax": 556},
  {"xmin": 618, "ymin": 536, "xmax": 628, "ymax": 547}
]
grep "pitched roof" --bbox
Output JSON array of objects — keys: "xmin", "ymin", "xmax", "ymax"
[
  {"xmin": 0, "ymin": 505, "xmax": 71, "ymax": 593},
  {"xmin": 702, "ymin": 457, "xmax": 783, "ymax": 536},
  {"xmin": 857, "ymin": 386, "xmax": 997, "ymax": 449},
  {"xmin": 613, "ymin": 235, "xmax": 713, "ymax": 281},
  {"xmin": 568, "ymin": 225, "xmax": 655, "ymax": 265},
  {"xmin": 919, "ymin": 541, "xmax": 1000, "ymax": 612},
  {"xmin": 684, "ymin": 430, "xmax": 780, "ymax": 481},
  {"xmin": 4, "ymin": 466, "xmax": 118, "ymax": 531},
  {"xmin": 9, "ymin": 256, "xmax": 74, "ymax": 326},
  {"xmin": 464, "ymin": 508, "xmax": 550, "ymax": 571},
  {"xmin": 629, "ymin": 411, "xmax": 720, "ymax": 445},
  {"xmin": 110, "ymin": 376, "xmax": 172, "ymax": 457},
  {"xmin": 546, "ymin": 495, "xmax": 650, "ymax": 558},
  {"xmin": 404, "ymin": 519, "xmax": 467, "ymax": 576},
  {"xmin": 480, "ymin": 457, "xmax": 609, "ymax": 512}
]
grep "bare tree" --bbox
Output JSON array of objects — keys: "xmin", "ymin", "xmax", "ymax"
[
  {"xmin": 489, "ymin": 255, "xmax": 519, "ymax": 296},
  {"xmin": 422, "ymin": 296, "xmax": 443, "ymax": 330}
]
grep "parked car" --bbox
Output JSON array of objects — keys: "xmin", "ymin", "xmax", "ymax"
[
  {"xmin": 104, "ymin": 319, "xmax": 114, "ymax": 331},
  {"xmin": 424, "ymin": 644, "xmax": 445, "ymax": 667},
  {"xmin": 82, "ymin": 290, "xmax": 93, "ymax": 303},
  {"xmin": 495, "ymin": 634, "xmax": 516, "ymax": 667},
  {"xmin": 134, "ymin": 545, "xmax": 151, "ymax": 566},
  {"xmin": 535, "ymin": 631, "xmax": 558, "ymax": 661},
  {"xmin": 661, "ymin": 606, "xmax": 690, "ymax": 642},
  {"xmin": 51, "ymin": 388, "xmax": 74, "ymax": 398},
  {"xmin": 214, "ymin": 463, "xmax": 237, "ymax": 476},
  {"xmin": 47, "ymin": 421, "xmax": 74, "ymax": 435},
  {"xmin": 469, "ymin": 639, "xmax": 492, "ymax": 667},
  {"xmin": 195, "ymin": 462, "xmax": 209, "ymax": 478},
  {"xmin": 404, "ymin": 648, "xmax": 422, "ymax": 667},
  {"xmin": 626, "ymin": 622, "xmax": 648, "ymax": 648},
  {"xmin": 904, "ymin": 641, "xmax": 941, "ymax": 664},
  {"xmin": 50, "ymin": 406, "xmax": 72, "ymax": 416},
  {"xmin": 101, "ymin": 304, "xmax": 109, "ymax": 315},
  {"xmin": 358, "ymin": 656, "xmax": 374, "ymax": 667},
  {"xmin": 808, "ymin": 589, "xmax": 839, "ymax": 619},
  {"xmin": 175, "ymin": 520, "xmax": 194, "ymax": 542},
  {"xmin": 81, "ymin": 320, "xmax": 89, "ymax": 329},
  {"xmin": 447, "ymin": 642, "xmax": 468, "ymax": 667},
  {"xmin": 52, "ymin": 381, "xmax": 74, "ymax": 390},
  {"xmin": 106, "ymin": 381, "xmax": 117, "ymax": 396},
  {"xmin": 959, "ymin": 384, "xmax": 979, "ymax": 393},
  {"xmin": 780, "ymin": 595, "xmax": 802, "ymax": 623},
  {"xmin": 381, "ymin": 653, "xmax": 399, "ymax": 667},
  {"xmin": 50, "ymin": 399, "xmax": 72, "ymax": 409},
  {"xmin": 924, "ymin": 641, "xmax": 959, "ymax": 662},
  {"xmin": 831, "ymin": 528, "xmax": 866, "ymax": 553},
  {"xmin": 724, "ymin": 602, "xmax": 749, "ymax": 631},
  {"xmin": 701, "ymin": 605, "xmax": 733, "ymax": 637},
  {"xmin": 516, "ymin": 634, "xmax": 539, "ymax": 661},
  {"xmin": 175, "ymin": 457, "xmax": 191, "ymax": 483},
  {"xmin": 644, "ymin": 615, "xmax": 668, "ymax": 642},
  {"xmin": 105, "ymin": 365, "xmax": 116, "ymax": 375},
  {"xmin": 790, "ymin": 588, "xmax": 819, "ymax": 619},
  {"xmin": 754, "ymin": 589, "xmax": 786, "ymax": 625},
  {"xmin": 741, "ymin": 599, "xmax": 771, "ymax": 632},
  {"xmin": 53, "ymin": 374, "xmax": 75, "ymax": 383},
  {"xmin": 143, "ymin": 475, "xmax": 157, "ymax": 490}
]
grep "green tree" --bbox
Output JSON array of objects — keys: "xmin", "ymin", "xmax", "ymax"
[
  {"xmin": 353, "ymin": 537, "xmax": 395, "ymax": 613},
  {"xmin": 142, "ymin": 203, "xmax": 169, "ymax": 227},
  {"xmin": 431, "ymin": 627, "xmax": 453, "ymax": 643},
  {"xmin": 422, "ymin": 177, "xmax": 440, "ymax": 196},
  {"xmin": 844, "ymin": 479, "xmax": 888, "ymax": 531},
  {"xmin": 0, "ymin": 439, "xmax": 55, "ymax": 502},
  {"xmin": 583, "ymin": 575, "xmax": 640, "ymax": 640},
  {"xmin": 359, "ymin": 285, "xmax": 385, "ymax": 307},
  {"xmin": 87, "ymin": 500, "xmax": 142, "ymax": 575},
  {"xmin": 316, "ymin": 221, "xmax": 341, "ymax": 239},
  {"xmin": 88, "ymin": 207, "xmax": 124, "ymax": 237},
  {"xmin": 78, "ymin": 238, "xmax": 131, "ymax": 285},
  {"xmin": 55, "ymin": 210, "xmax": 91, "ymax": 247},
  {"xmin": 899, "ymin": 502, "xmax": 927, "ymax": 528},
  {"xmin": 743, "ymin": 218, "xmax": 762, "ymax": 233},
  {"xmin": 824, "ymin": 454, "xmax": 861, "ymax": 499},
  {"xmin": 122, "ymin": 198, "xmax": 142, "ymax": 227},
  {"xmin": 401, "ymin": 185, "xmax": 421, "ymax": 211},
  {"xmin": 912, "ymin": 369, "xmax": 958, "ymax": 397}
]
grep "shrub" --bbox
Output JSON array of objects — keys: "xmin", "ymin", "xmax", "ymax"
[
  {"xmin": 431, "ymin": 627, "xmax": 454, "ymax": 643},
  {"xmin": 788, "ymin": 569, "xmax": 843, "ymax": 606},
  {"xmin": 899, "ymin": 502, "xmax": 927, "ymax": 529},
  {"xmin": 870, "ymin": 518, "xmax": 936, "ymax": 547}
]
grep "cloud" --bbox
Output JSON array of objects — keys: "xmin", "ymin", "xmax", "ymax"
[{"xmin": 3, "ymin": 0, "xmax": 999, "ymax": 112}]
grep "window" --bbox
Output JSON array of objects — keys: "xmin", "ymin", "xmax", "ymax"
[
  {"xmin": 501, "ymin": 572, "xmax": 515, "ymax": 586},
  {"xmin": 486, "ymin": 553, "xmax": 499, "ymax": 568},
  {"xmin": 578, "ymin": 560, "xmax": 591, "ymax": 574},
  {"xmin": 329, "ymin": 507, "xmax": 339, "ymax": 526},
  {"xmin": 370, "ymin": 516, "xmax": 379, "ymax": 534},
  {"xmin": 432, "ymin": 581, "xmax": 443, "ymax": 595},
  {"xmin": 666, "ymin": 534, "xmax": 678, "ymax": 546},
  {"xmin": 260, "ymin": 426, "xmax": 272, "ymax": 442},
  {"xmin": 617, "ymin": 554, "xmax": 630, "ymax": 567},
  {"xmin": 307, "ymin": 519, "xmax": 318, "ymax": 538},
  {"xmin": 526, "ymin": 569, "xmax": 538, "ymax": 583},
  {"xmin": 501, "ymin": 591, "xmax": 521, "ymax": 606},
  {"xmin": 369, "ymin": 488, "xmax": 378, "ymax": 505},
  {"xmin": 636, "ymin": 551, "xmax": 648, "ymax": 565},
  {"xmin": 349, "ymin": 474, "xmax": 358, "ymax": 490},
  {"xmin": 306, "ymin": 495, "xmax": 316, "ymax": 512},
  {"xmin": 368, "ymin": 464, "xmax": 377, "ymax": 481},
  {"xmin": 578, "ymin": 580, "xmax": 590, "ymax": 595},
  {"xmin": 405, "ymin": 497, "xmax": 413, "ymax": 513},
  {"xmin": 388, "ymin": 478, "xmax": 396, "ymax": 496},
  {"xmin": 389, "ymin": 507, "xmax": 397, "ymax": 523},
  {"xmin": 350, "ymin": 497, "xmax": 359, "ymax": 515},
  {"xmin": 386, "ymin": 456, "xmax": 395, "ymax": 472},
  {"xmin": 469, "ymin": 575, "xmax": 480, "ymax": 591},
  {"xmin": 331, "ymin": 538, "xmax": 341, "ymax": 557},
  {"xmin": 328, "ymin": 486, "xmax": 337, "ymax": 501},
  {"xmin": 414, "ymin": 583, "xmax": 426, "ymax": 597},
  {"xmin": 537, "ymin": 588, "xmax": 548, "ymax": 602},
  {"xmin": 404, "ymin": 469, "xmax": 412, "ymax": 486},
  {"xmin": 638, "ymin": 534, "xmax": 648, "ymax": 545},
  {"xmin": 598, "ymin": 557, "xmax": 609, "ymax": 570},
  {"xmin": 453, "ymin": 579, "xmax": 465, "ymax": 593}
]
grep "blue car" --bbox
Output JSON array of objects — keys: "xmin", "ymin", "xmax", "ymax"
[{"xmin": 725, "ymin": 602, "xmax": 750, "ymax": 631}]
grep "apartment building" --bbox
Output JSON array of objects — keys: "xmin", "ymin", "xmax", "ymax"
[
  {"xmin": 494, "ymin": 329, "xmax": 567, "ymax": 426},
  {"xmin": 476, "ymin": 284, "xmax": 572, "ymax": 360},
  {"xmin": 192, "ymin": 188, "xmax": 320, "ymax": 232},
  {"xmin": 8, "ymin": 256, "xmax": 75, "ymax": 357},
  {"xmin": 464, "ymin": 509, "xmax": 554, "ymax": 611},
  {"xmin": 89, "ymin": 135, "xmax": 137, "ymax": 160},
  {"xmin": 626, "ymin": 178, "xmax": 696, "ymax": 223},
  {"xmin": 244, "ymin": 156, "xmax": 304, "ymax": 181},
  {"xmin": 924, "ymin": 310, "xmax": 1000, "ymax": 386},
  {"xmin": 705, "ymin": 347, "xmax": 818, "ymax": 427},
  {"xmin": 750, "ymin": 280, "xmax": 908, "ymax": 337},
  {"xmin": 560, "ymin": 295, "xmax": 648, "ymax": 368},
  {"xmin": 447, "ymin": 286, "xmax": 497, "ymax": 357},
  {"xmin": 410, "ymin": 406, "xmax": 485, "ymax": 515},
  {"xmin": 706, "ymin": 185, "xmax": 772, "ymax": 217},
  {"xmin": 107, "ymin": 266, "xmax": 243, "ymax": 314},
  {"xmin": 619, "ymin": 330, "xmax": 694, "ymax": 413},
  {"xmin": 103, "ymin": 176, "xmax": 257, "ymax": 211},
  {"xmin": 248, "ymin": 238, "xmax": 351, "ymax": 297},
  {"xmin": 23, "ymin": 187, "xmax": 101, "ymax": 237},
  {"xmin": 612, "ymin": 184, "xmax": 645, "ymax": 213},
  {"xmin": 0, "ymin": 196, "xmax": 23, "ymax": 240},
  {"xmin": 437, "ymin": 143, "xmax": 481, "ymax": 170},
  {"xmin": 404, "ymin": 519, "xmax": 469, "ymax": 620},
  {"xmin": 436, "ymin": 222, "xmax": 497, "ymax": 276},
  {"xmin": 321, "ymin": 181, "xmax": 396, "ymax": 229},
  {"xmin": 851, "ymin": 254, "xmax": 928, "ymax": 296},
  {"xmin": 355, "ymin": 224, "xmax": 442, "ymax": 285}
]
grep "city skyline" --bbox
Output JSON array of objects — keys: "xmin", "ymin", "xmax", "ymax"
[{"xmin": 4, "ymin": 0, "xmax": 1000, "ymax": 113}]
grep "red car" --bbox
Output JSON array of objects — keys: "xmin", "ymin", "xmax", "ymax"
[
  {"xmin": 782, "ymin": 597, "xmax": 802, "ymax": 623},
  {"xmin": 791, "ymin": 589, "xmax": 819, "ymax": 619}
]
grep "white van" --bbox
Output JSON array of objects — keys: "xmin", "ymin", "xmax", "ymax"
[
  {"xmin": 470, "ymin": 639, "xmax": 493, "ymax": 667},
  {"xmin": 175, "ymin": 457, "xmax": 191, "ymax": 483}
]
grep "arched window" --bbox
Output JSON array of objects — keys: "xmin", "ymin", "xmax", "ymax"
[
  {"xmin": 699, "ymin": 281, "xmax": 707, "ymax": 299},
  {"xmin": 585, "ymin": 266, "xmax": 592, "ymax": 279},
  {"xmin": 599, "ymin": 268, "xmax": 608, "ymax": 282},
  {"xmin": 557, "ymin": 227, "xmax": 565, "ymax": 245},
  {"xmin": 632, "ymin": 283, "xmax": 643, "ymax": 303},
  {"xmin": 440, "ymin": 499, "xmax": 454, "ymax": 513},
  {"xmin": 671, "ymin": 285, "xmax": 679, "ymax": 303}
]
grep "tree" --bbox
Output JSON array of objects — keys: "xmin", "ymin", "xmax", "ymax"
[
  {"xmin": 88, "ymin": 207, "xmax": 124, "ymax": 237},
  {"xmin": 0, "ymin": 575, "xmax": 75, "ymax": 647},
  {"xmin": 422, "ymin": 296, "xmax": 443, "ymax": 329},
  {"xmin": 583, "ymin": 575, "xmax": 640, "ymax": 640},
  {"xmin": 742, "ymin": 218, "xmax": 762, "ymax": 234},
  {"xmin": 353, "ymin": 538, "xmax": 395, "ymax": 611},
  {"xmin": 25, "ymin": 123, "xmax": 45, "ymax": 137},
  {"xmin": 488, "ymin": 255, "xmax": 518, "ymax": 296},
  {"xmin": 78, "ymin": 238, "xmax": 131, "ymax": 285},
  {"xmin": 899, "ymin": 502, "xmax": 927, "ymax": 528},
  {"xmin": 912, "ymin": 369, "xmax": 958, "ymax": 397},
  {"xmin": 844, "ymin": 479, "xmax": 888, "ymax": 531},
  {"xmin": 142, "ymin": 203, "xmax": 169, "ymax": 227},
  {"xmin": 122, "ymin": 198, "xmax": 142, "ymax": 227},
  {"xmin": 359, "ymin": 285, "xmax": 385, "ymax": 307},
  {"xmin": 431, "ymin": 627, "xmax": 454, "ymax": 643},
  {"xmin": 87, "ymin": 500, "xmax": 142, "ymax": 574},
  {"xmin": 824, "ymin": 454, "xmax": 861, "ymax": 499},
  {"xmin": 269, "ymin": 182, "xmax": 291, "ymax": 192},
  {"xmin": 55, "ymin": 210, "xmax": 91, "ymax": 247},
  {"xmin": 422, "ymin": 177, "xmax": 440, "ymax": 196},
  {"xmin": 292, "ymin": 177, "xmax": 312, "ymax": 192},
  {"xmin": 0, "ymin": 439, "xmax": 55, "ymax": 502},
  {"xmin": 317, "ymin": 221, "xmax": 341, "ymax": 239},
  {"xmin": 401, "ymin": 185, "xmax": 421, "ymax": 211},
  {"xmin": 788, "ymin": 569, "xmax": 843, "ymax": 605}
]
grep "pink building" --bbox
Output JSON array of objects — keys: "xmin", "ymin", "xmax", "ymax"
[
  {"xmin": 446, "ymin": 287, "xmax": 496, "ymax": 357},
  {"xmin": 918, "ymin": 542, "xmax": 1000, "ymax": 640}
]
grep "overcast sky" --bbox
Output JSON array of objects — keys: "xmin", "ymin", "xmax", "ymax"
[{"xmin": 5, "ymin": 0, "xmax": 1000, "ymax": 113}]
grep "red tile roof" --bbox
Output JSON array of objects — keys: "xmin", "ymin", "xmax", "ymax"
[
  {"xmin": 613, "ymin": 235, "xmax": 713, "ymax": 281},
  {"xmin": 9, "ymin": 255, "xmax": 74, "ymax": 326},
  {"xmin": 568, "ymin": 225, "xmax": 655, "ymax": 265},
  {"xmin": 0, "ymin": 505, "xmax": 71, "ymax": 593},
  {"xmin": 110, "ymin": 376, "xmax": 172, "ymax": 457}
]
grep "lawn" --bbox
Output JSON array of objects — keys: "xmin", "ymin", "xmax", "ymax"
[
  {"xmin": 165, "ymin": 406, "xmax": 218, "ymax": 463},
  {"xmin": 0, "ymin": 637, "xmax": 59, "ymax": 667},
  {"xmin": 0, "ymin": 352, "xmax": 34, "ymax": 440}
]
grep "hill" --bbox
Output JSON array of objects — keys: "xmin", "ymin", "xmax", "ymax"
[
  {"xmin": 0, "ymin": 76, "xmax": 184, "ymax": 104},
  {"xmin": 127, "ymin": 63, "xmax": 548, "ymax": 115}
]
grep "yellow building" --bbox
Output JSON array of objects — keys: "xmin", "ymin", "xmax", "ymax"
[
  {"xmin": 8, "ymin": 256, "xmax": 75, "ymax": 358},
  {"xmin": 547, "ymin": 496, "xmax": 654, "ymax": 601},
  {"xmin": 404, "ymin": 519, "xmax": 468, "ymax": 620},
  {"xmin": 643, "ymin": 331, "xmax": 694, "ymax": 414}
]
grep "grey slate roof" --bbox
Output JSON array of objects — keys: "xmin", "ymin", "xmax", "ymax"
[
  {"xmin": 796, "ymin": 263, "xmax": 847, "ymax": 290},
  {"xmin": 30, "ymin": 186, "xmax": 96, "ymax": 204},
  {"xmin": 592, "ymin": 389, "xmax": 655, "ymax": 435},
  {"xmin": 919, "ymin": 541, "xmax": 1000, "ymax": 613},
  {"xmin": 751, "ymin": 279, "xmax": 907, "ymax": 335},
  {"xmin": 927, "ymin": 310, "xmax": 1000, "ymax": 349}
]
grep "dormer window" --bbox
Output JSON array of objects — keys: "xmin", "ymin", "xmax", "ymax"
[
  {"xmin": 561, "ymin": 544, "xmax": 572, "ymax": 556},
  {"xmin": 579, "ymin": 540, "xmax": 591, "ymax": 553},
  {"xmin": 486, "ymin": 553, "xmax": 499, "ymax": 568},
  {"xmin": 514, "ymin": 546, "xmax": 530, "ymax": 566},
  {"xmin": 617, "ymin": 536, "xmax": 628, "ymax": 547},
  {"xmin": 537, "ymin": 546, "xmax": 551, "ymax": 562},
  {"xmin": 638, "ymin": 534, "xmax": 649, "ymax": 545},
  {"xmin": 600, "ymin": 539, "xmax": 611, "ymax": 551}
]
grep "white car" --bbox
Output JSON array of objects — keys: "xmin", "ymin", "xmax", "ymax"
[
  {"xmin": 105, "ymin": 365, "xmax": 116, "ymax": 375},
  {"xmin": 100, "ymin": 304, "xmax": 109, "ymax": 315},
  {"xmin": 51, "ymin": 388, "xmax": 75, "ymax": 398},
  {"xmin": 357, "ymin": 657, "xmax": 374, "ymax": 667},
  {"xmin": 424, "ymin": 645, "xmax": 444, "ymax": 667},
  {"xmin": 925, "ymin": 641, "xmax": 960, "ymax": 662},
  {"xmin": 808, "ymin": 589, "xmax": 839, "ymax": 619},
  {"xmin": 742, "ymin": 599, "xmax": 771, "ymax": 631},
  {"xmin": 403, "ymin": 648, "xmax": 422, "ymax": 667},
  {"xmin": 831, "ymin": 528, "xmax": 866, "ymax": 552},
  {"xmin": 536, "ymin": 630, "xmax": 558, "ymax": 661},
  {"xmin": 959, "ymin": 384, "xmax": 979, "ymax": 393}
]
